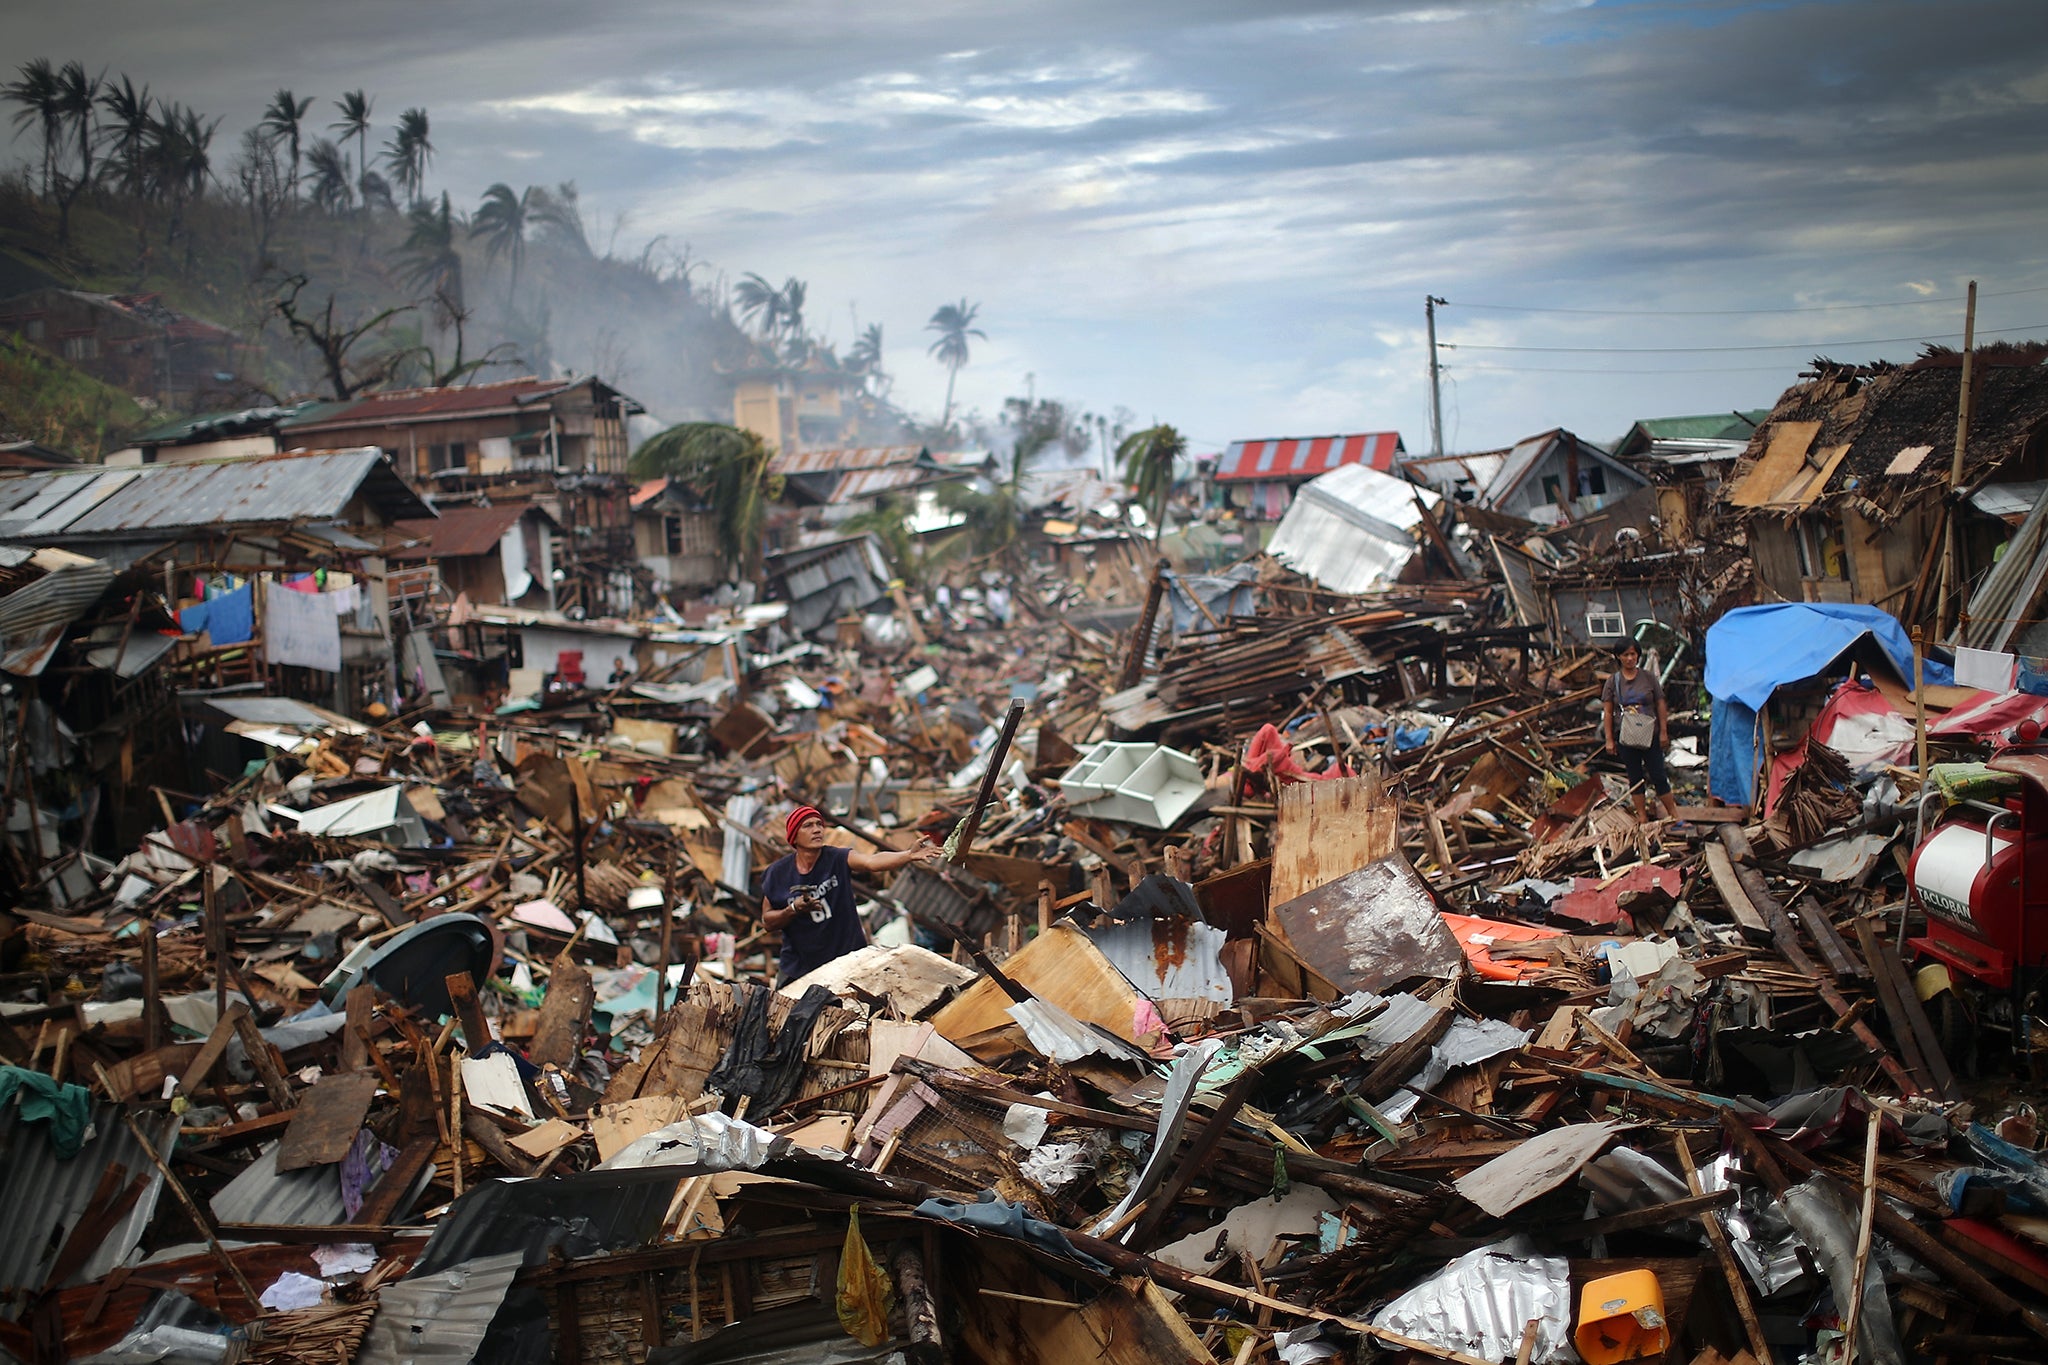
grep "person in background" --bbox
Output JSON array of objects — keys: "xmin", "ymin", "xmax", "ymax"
[
  {"xmin": 1603, "ymin": 640, "xmax": 1680, "ymax": 825},
  {"xmin": 762, "ymin": 806, "xmax": 942, "ymax": 984}
]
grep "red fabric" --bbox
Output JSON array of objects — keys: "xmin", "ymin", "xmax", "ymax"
[
  {"xmin": 1930, "ymin": 689, "xmax": 2048, "ymax": 738},
  {"xmin": 1241, "ymin": 723, "xmax": 1348, "ymax": 784},
  {"xmin": 786, "ymin": 806, "xmax": 822, "ymax": 844}
]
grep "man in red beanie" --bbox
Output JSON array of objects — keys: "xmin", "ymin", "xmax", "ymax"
[{"xmin": 762, "ymin": 805, "xmax": 941, "ymax": 984}]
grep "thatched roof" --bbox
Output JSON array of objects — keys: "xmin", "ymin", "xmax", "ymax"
[{"xmin": 1722, "ymin": 341, "xmax": 2048, "ymax": 524}]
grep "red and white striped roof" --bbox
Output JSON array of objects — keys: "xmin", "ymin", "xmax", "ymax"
[{"xmin": 1214, "ymin": 432, "xmax": 1404, "ymax": 482}]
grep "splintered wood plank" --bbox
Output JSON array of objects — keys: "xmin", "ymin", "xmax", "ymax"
[
  {"xmin": 929, "ymin": 922, "xmax": 1146, "ymax": 1053},
  {"xmin": 276, "ymin": 1071, "xmax": 381, "ymax": 1171},
  {"xmin": 1269, "ymin": 772, "xmax": 1397, "ymax": 908},
  {"xmin": 529, "ymin": 957, "xmax": 594, "ymax": 1069},
  {"xmin": 1702, "ymin": 844, "xmax": 1772, "ymax": 943}
]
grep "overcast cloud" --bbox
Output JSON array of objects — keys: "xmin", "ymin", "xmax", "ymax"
[{"xmin": 8, "ymin": 0, "xmax": 2048, "ymax": 450}]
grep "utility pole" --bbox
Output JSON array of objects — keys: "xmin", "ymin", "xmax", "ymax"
[
  {"xmin": 1938, "ymin": 280, "xmax": 1978, "ymax": 637},
  {"xmin": 1426, "ymin": 295, "xmax": 1447, "ymax": 457}
]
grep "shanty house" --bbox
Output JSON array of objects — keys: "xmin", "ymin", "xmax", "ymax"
[
  {"xmin": 277, "ymin": 376, "xmax": 644, "ymax": 615},
  {"xmin": 388, "ymin": 502, "xmax": 559, "ymax": 610},
  {"xmin": 0, "ymin": 287, "xmax": 248, "ymax": 409},
  {"xmin": 1210, "ymin": 432, "xmax": 1404, "ymax": 521},
  {"xmin": 1457, "ymin": 429, "xmax": 1649, "ymax": 525},
  {"xmin": 630, "ymin": 476, "xmax": 724, "ymax": 592},
  {"xmin": 1609, "ymin": 410, "xmax": 1770, "ymax": 542},
  {"xmin": 1721, "ymin": 346, "xmax": 2048, "ymax": 629}
]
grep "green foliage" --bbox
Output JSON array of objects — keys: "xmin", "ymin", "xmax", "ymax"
[
  {"xmin": 0, "ymin": 331, "xmax": 148, "ymax": 457},
  {"xmin": 925, "ymin": 298, "xmax": 984, "ymax": 426},
  {"xmin": 839, "ymin": 497, "xmax": 923, "ymax": 586},
  {"xmin": 1118, "ymin": 423, "xmax": 1186, "ymax": 543},
  {"xmin": 629, "ymin": 423, "xmax": 783, "ymax": 577},
  {"xmin": 931, "ymin": 477, "xmax": 1022, "ymax": 563}
]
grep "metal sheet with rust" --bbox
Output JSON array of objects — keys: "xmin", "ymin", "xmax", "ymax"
[{"xmin": 1267, "ymin": 853, "xmax": 1463, "ymax": 994}]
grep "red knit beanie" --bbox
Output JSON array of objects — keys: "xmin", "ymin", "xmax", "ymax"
[{"xmin": 786, "ymin": 806, "xmax": 822, "ymax": 844}]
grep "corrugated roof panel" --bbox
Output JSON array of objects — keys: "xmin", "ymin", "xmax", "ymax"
[
  {"xmin": 1215, "ymin": 432, "xmax": 1404, "ymax": 482},
  {"xmin": 769, "ymin": 445, "xmax": 925, "ymax": 475},
  {"xmin": 354, "ymin": 1251, "xmax": 525, "ymax": 1365},
  {"xmin": 0, "ymin": 1101, "xmax": 180, "ymax": 1295},
  {"xmin": 1266, "ymin": 462, "xmax": 1437, "ymax": 594},
  {"xmin": 0, "ymin": 450, "xmax": 428, "ymax": 541},
  {"xmin": 208, "ymin": 1141, "xmax": 349, "ymax": 1227}
]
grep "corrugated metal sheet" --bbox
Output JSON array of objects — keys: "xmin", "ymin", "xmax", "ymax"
[
  {"xmin": 768, "ymin": 445, "xmax": 924, "ymax": 475},
  {"xmin": 0, "ymin": 450, "xmax": 430, "ymax": 542},
  {"xmin": 1215, "ymin": 432, "xmax": 1402, "ymax": 482},
  {"xmin": 207, "ymin": 1142, "xmax": 348, "ymax": 1227},
  {"xmin": 410, "ymin": 1167, "xmax": 686, "ymax": 1276},
  {"xmin": 282, "ymin": 378, "xmax": 570, "ymax": 429},
  {"xmin": 0, "ymin": 1100, "xmax": 180, "ymax": 1296},
  {"xmin": 1267, "ymin": 463, "xmax": 1437, "ymax": 594},
  {"xmin": 1084, "ymin": 918, "xmax": 1232, "ymax": 1005},
  {"xmin": 829, "ymin": 465, "xmax": 933, "ymax": 501},
  {"xmin": 354, "ymin": 1251, "xmax": 525, "ymax": 1365},
  {"xmin": 0, "ymin": 553, "xmax": 115, "ymax": 677}
]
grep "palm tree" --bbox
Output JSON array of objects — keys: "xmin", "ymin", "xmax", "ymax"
[
  {"xmin": 381, "ymin": 106, "xmax": 431, "ymax": 205},
  {"xmin": 925, "ymin": 299, "xmax": 984, "ymax": 428},
  {"xmin": 628, "ymin": 423, "xmax": 782, "ymax": 577},
  {"xmin": 98, "ymin": 77, "xmax": 153, "ymax": 198},
  {"xmin": 399, "ymin": 191, "xmax": 463, "ymax": 319},
  {"xmin": 778, "ymin": 277, "xmax": 807, "ymax": 351},
  {"xmin": 54, "ymin": 62, "xmax": 100, "ymax": 189},
  {"xmin": 330, "ymin": 90, "xmax": 373, "ymax": 207},
  {"xmin": 470, "ymin": 182, "xmax": 541, "ymax": 305},
  {"xmin": 305, "ymin": 138, "xmax": 352, "ymax": 213},
  {"xmin": 1118, "ymin": 424, "xmax": 1186, "ymax": 545},
  {"xmin": 259, "ymin": 88, "xmax": 313, "ymax": 201},
  {"xmin": 848, "ymin": 323, "xmax": 884, "ymax": 375},
  {"xmin": 733, "ymin": 272, "xmax": 784, "ymax": 338},
  {"xmin": 533, "ymin": 181, "xmax": 590, "ymax": 256},
  {"xmin": 3, "ymin": 59, "xmax": 62, "ymax": 197}
]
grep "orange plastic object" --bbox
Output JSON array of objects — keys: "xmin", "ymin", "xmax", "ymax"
[
  {"xmin": 1575, "ymin": 1269, "xmax": 1669, "ymax": 1365},
  {"xmin": 1440, "ymin": 913, "xmax": 1568, "ymax": 982}
]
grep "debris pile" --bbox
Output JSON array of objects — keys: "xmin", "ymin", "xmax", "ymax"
[{"xmin": 6, "ymin": 515, "xmax": 2048, "ymax": 1365}]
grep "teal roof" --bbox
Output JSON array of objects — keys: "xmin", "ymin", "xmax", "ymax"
[
  {"xmin": 1630, "ymin": 411, "xmax": 1771, "ymax": 442},
  {"xmin": 132, "ymin": 402, "xmax": 322, "ymax": 446}
]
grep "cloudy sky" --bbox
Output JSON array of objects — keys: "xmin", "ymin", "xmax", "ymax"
[{"xmin": 9, "ymin": 0, "xmax": 2048, "ymax": 451}]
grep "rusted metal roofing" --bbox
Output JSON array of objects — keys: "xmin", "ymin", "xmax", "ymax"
[
  {"xmin": 829, "ymin": 465, "xmax": 935, "ymax": 501},
  {"xmin": 281, "ymin": 377, "xmax": 569, "ymax": 429},
  {"xmin": 1215, "ymin": 432, "xmax": 1403, "ymax": 482},
  {"xmin": 282, "ymin": 376, "xmax": 643, "ymax": 432},
  {"xmin": 0, "ymin": 450, "xmax": 430, "ymax": 544},
  {"xmin": 354, "ymin": 1251, "xmax": 526, "ymax": 1365},
  {"xmin": 768, "ymin": 445, "xmax": 926, "ymax": 475},
  {"xmin": 389, "ymin": 503, "xmax": 549, "ymax": 561}
]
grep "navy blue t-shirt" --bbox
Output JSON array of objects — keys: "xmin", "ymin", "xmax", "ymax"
[{"xmin": 762, "ymin": 844, "xmax": 865, "ymax": 982}]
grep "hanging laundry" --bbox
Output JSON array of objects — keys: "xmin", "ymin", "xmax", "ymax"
[
  {"xmin": 178, "ymin": 581, "xmax": 254, "ymax": 645},
  {"xmin": 264, "ymin": 578, "xmax": 342, "ymax": 671}
]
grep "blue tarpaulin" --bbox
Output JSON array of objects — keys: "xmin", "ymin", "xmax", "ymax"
[{"xmin": 1704, "ymin": 604, "xmax": 1917, "ymax": 805}]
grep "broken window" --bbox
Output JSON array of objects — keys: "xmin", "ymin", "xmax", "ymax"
[
  {"xmin": 61, "ymin": 332, "xmax": 97, "ymax": 361},
  {"xmin": 1580, "ymin": 466, "xmax": 1607, "ymax": 497},
  {"xmin": 1794, "ymin": 515, "xmax": 1846, "ymax": 580},
  {"xmin": 665, "ymin": 515, "xmax": 684, "ymax": 556},
  {"xmin": 1541, "ymin": 474, "xmax": 1564, "ymax": 508}
]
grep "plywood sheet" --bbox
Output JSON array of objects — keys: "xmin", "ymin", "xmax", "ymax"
[
  {"xmin": 275, "ymin": 1070, "xmax": 380, "ymax": 1171},
  {"xmin": 592, "ymin": 1094, "xmax": 693, "ymax": 1161},
  {"xmin": 1270, "ymin": 772, "xmax": 1398, "ymax": 907},
  {"xmin": 1729, "ymin": 420, "xmax": 1821, "ymax": 507},
  {"xmin": 1778, "ymin": 442, "xmax": 1852, "ymax": 507},
  {"xmin": 930, "ymin": 922, "xmax": 1146, "ymax": 1049}
]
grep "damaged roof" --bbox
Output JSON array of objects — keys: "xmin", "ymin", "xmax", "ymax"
[
  {"xmin": 389, "ymin": 502, "xmax": 552, "ymax": 561},
  {"xmin": 1724, "ymin": 342, "xmax": 2048, "ymax": 519},
  {"xmin": 279, "ymin": 376, "xmax": 642, "ymax": 433}
]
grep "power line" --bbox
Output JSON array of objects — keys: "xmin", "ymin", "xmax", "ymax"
[
  {"xmin": 1441, "ymin": 322, "xmax": 2048, "ymax": 355},
  {"xmin": 1450, "ymin": 363, "xmax": 1796, "ymax": 375},
  {"xmin": 1445, "ymin": 284, "xmax": 2048, "ymax": 317}
]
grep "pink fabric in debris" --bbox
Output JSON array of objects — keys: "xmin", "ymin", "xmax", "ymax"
[{"xmin": 1242, "ymin": 723, "xmax": 1348, "ymax": 783}]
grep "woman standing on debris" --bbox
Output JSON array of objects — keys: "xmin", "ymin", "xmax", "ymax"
[
  {"xmin": 763, "ymin": 806, "xmax": 943, "ymax": 985},
  {"xmin": 1603, "ymin": 641, "xmax": 1681, "ymax": 825}
]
